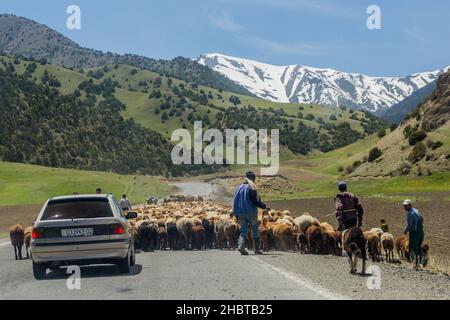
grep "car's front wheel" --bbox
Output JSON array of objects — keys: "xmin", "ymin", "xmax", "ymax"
[{"xmin": 33, "ymin": 261, "xmax": 47, "ymax": 280}]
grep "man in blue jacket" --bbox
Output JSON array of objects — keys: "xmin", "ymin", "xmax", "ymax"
[
  {"xmin": 233, "ymin": 171, "xmax": 267, "ymax": 255},
  {"xmin": 403, "ymin": 199, "xmax": 425, "ymax": 270}
]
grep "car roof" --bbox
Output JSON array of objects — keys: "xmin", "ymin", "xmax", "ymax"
[{"xmin": 49, "ymin": 194, "xmax": 113, "ymax": 201}]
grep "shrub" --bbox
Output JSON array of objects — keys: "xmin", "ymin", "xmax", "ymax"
[
  {"xmin": 408, "ymin": 130, "xmax": 427, "ymax": 146},
  {"xmin": 408, "ymin": 142, "xmax": 427, "ymax": 163},
  {"xmin": 377, "ymin": 128, "xmax": 386, "ymax": 138},
  {"xmin": 390, "ymin": 123, "xmax": 398, "ymax": 132},
  {"xmin": 431, "ymin": 141, "xmax": 443, "ymax": 150},
  {"xmin": 368, "ymin": 147, "xmax": 383, "ymax": 162}
]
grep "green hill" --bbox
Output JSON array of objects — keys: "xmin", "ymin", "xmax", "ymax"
[
  {"xmin": 2, "ymin": 56, "xmax": 388, "ymax": 158},
  {"xmin": 0, "ymin": 162, "xmax": 172, "ymax": 206}
]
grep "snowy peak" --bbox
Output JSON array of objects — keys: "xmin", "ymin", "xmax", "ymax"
[{"xmin": 196, "ymin": 53, "xmax": 448, "ymax": 112}]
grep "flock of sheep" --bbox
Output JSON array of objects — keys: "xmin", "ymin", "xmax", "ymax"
[
  {"xmin": 128, "ymin": 197, "xmax": 429, "ymax": 274},
  {"xmin": 8, "ymin": 196, "xmax": 429, "ymax": 276}
]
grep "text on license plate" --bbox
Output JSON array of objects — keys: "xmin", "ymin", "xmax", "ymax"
[{"xmin": 61, "ymin": 228, "xmax": 94, "ymax": 237}]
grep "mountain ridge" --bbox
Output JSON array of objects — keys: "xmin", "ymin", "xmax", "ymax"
[
  {"xmin": 0, "ymin": 14, "xmax": 253, "ymax": 96},
  {"xmin": 196, "ymin": 53, "xmax": 448, "ymax": 113}
]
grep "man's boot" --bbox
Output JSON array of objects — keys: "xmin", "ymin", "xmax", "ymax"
[
  {"xmin": 238, "ymin": 235, "xmax": 249, "ymax": 256},
  {"xmin": 254, "ymin": 238, "xmax": 263, "ymax": 255}
]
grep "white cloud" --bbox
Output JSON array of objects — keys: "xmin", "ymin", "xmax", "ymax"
[{"xmin": 209, "ymin": 10, "xmax": 244, "ymax": 31}]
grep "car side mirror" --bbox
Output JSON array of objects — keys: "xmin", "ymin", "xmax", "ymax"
[{"xmin": 126, "ymin": 211, "xmax": 138, "ymax": 220}]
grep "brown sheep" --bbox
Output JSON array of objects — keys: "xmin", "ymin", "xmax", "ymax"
[
  {"xmin": 272, "ymin": 223, "xmax": 294, "ymax": 251},
  {"xmin": 193, "ymin": 225, "xmax": 206, "ymax": 250},
  {"xmin": 306, "ymin": 225, "xmax": 323, "ymax": 255},
  {"xmin": 421, "ymin": 242, "xmax": 430, "ymax": 267},
  {"xmin": 157, "ymin": 225, "xmax": 168, "ymax": 250},
  {"xmin": 326, "ymin": 230, "xmax": 342, "ymax": 256},
  {"xmin": 320, "ymin": 222, "xmax": 335, "ymax": 233},
  {"xmin": 380, "ymin": 233, "xmax": 394, "ymax": 263},
  {"xmin": 24, "ymin": 226, "xmax": 33, "ymax": 259},
  {"xmin": 223, "ymin": 219, "xmax": 238, "ymax": 250},
  {"xmin": 259, "ymin": 225, "xmax": 271, "ymax": 252},
  {"xmin": 343, "ymin": 227, "xmax": 367, "ymax": 275},
  {"xmin": 400, "ymin": 238, "xmax": 411, "ymax": 262},
  {"xmin": 297, "ymin": 233, "xmax": 308, "ymax": 254},
  {"xmin": 394, "ymin": 235, "xmax": 407, "ymax": 260},
  {"xmin": 366, "ymin": 232, "xmax": 381, "ymax": 262},
  {"xmin": 9, "ymin": 224, "xmax": 25, "ymax": 260}
]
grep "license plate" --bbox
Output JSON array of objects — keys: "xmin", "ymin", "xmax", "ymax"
[{"xmin": 61, "ymin": 228, "xmax": 94, "ymax": 237}]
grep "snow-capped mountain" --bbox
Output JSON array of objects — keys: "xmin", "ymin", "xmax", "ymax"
[{"xmin": 196, "ymin": 53, "xmax": 448, "ymax": 112}]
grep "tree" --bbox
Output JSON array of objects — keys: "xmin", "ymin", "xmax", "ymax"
[
  {"xmin": 408, "ymin": 130, "xmax": 427, "ymax": 146},
  {"xmin": 408, "ymin": 142, "xmax": 426, "ymax": 163},
  {"xmin": 368, "ymin": 147, "xmax": 383, "ymax": 162},
  {"xmin": 377, "ymin": 128, "xmax": 386, "ymax": 138}
]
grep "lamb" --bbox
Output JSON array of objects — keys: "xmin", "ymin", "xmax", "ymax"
[
  {"xmin": 214, "ymin": 219, "xmax": 227, "ymax": 250},
  {"xmin": 259, "ymin": 224, "xmax": 271, "ymax": 252},
  {"xmin": 294, "ymin": 213, "xmax": 320, "ymax": 234},
  {"xmin": 366, "ymin": 232, "xmax": 381, "ymax": 262},
  {"xmin": 176, "ymin": 217, "xmax": 194, "ymax": 250},
  {"xmin": 380, "ymin": 233, "xmax": 394, "ymax": 263},
  {"xmin": 343, "ymin": 227, "xmax": 367, "ymax": 275},
  {"xmin": 306, "ymin": 225, "xmax": 323, "ymax": 255},
  {"xmin": 401, "ymin": 238, "xmax": 410, "ymax": 262},
  {"xmin": 9, "ymin": 224, "xmax": 25, "ymax": 260},
  {"xmin": 24, "ymin": 226, "xmax": 33, "ymax": 259},
  {"xmin": 394, "ymin": 235, "xmax": 407, "ymax": 260},
  {"xmin": 421, "ymin": 242, "xmax": 430, "ymax": 267}
]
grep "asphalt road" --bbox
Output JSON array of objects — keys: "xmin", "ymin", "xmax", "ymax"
[{"xmin": 0, "ymin": 241, "xmax": 332, "ymax": 300}]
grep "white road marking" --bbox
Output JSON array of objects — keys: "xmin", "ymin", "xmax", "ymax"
[
  {"xmin": 0, "ymin": 241, "xmax": 10, "ymax": 247},
  {"xmin": 251, "ymin": 256, "xmax": 350, "ymax": 300}
]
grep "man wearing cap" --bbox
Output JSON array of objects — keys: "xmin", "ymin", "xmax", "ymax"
[
  {"xmin": 403, "ymin": 199, "xmax": 425, "ymax": 269},
  {"xmin": 334, "ymin": 181, "xmax": 364, "ymax": 231},
  {"xmin": 232, "ymin": 171, "xmax": 267, "ymax": 255}
]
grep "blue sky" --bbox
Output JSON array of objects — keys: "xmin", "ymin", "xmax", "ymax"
[{"xmin": 2, "ymin": 0, "xmax": 449, "ymax": 76}]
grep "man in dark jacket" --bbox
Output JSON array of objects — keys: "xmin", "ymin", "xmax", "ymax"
[
  {"xmin": 334, "ymin": 181, "xmax": 364, "ymax": 231},
  {"xmin": 403, "ymin": 199, "xmax": 425, "ymax": 270},
  {"xmin": 233, "ymin": 171, "xmax": 267, "ymax": 255}
]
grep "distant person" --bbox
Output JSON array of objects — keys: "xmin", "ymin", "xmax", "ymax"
[
  {"xmin": 403, "ymin": 199, "xmax": 425, "ymax": 270},
  {"xmin": 96, "ymin": 188, "xmax": 102, "ymax": 194},
  {"xmin": 72, "ymin": 192, "xmax": 79, "ymax": 195},
  {"xmin": 120, "ymin": 194, "xmax": 132, "ymax": 211},
  {"xmin": 334, "ymin": 181, "xmax": 364, "ymax": 231},
  {"xmin": 380, "ymin": 219, "xmax": 389, "ymax": 233},
  {"xmin": 232, "ymin": 171, "xmax": 268, "ymax": 255}
]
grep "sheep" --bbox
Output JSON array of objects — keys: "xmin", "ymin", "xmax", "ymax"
[
  {"xmin": 136, "ymin": 221, "xmax": 153, "ymax": 252},
  {"xmin": 394, "ymin": 235, "xmax": 407, "ymax": 260},
  {"xmin": 157, "ymin": 225, "xmax": 168, "ymax": 250},
  {"xmin": 421, "ymin": 242, "xmax": 430, "ymax": 267},
  {"xmin": 176, "ymin": 217, "xmax": 194, "ymax": 250},
  {"xmin": 214, "ymin": 219, "xmax": 227, "ymax": 250},
  {"xmin": 166, "ymin": 219, "xmax": 180, "ymax": 250},
  {"xmin": 401, "ymin": 238, "xmax": 411, "ymax": 262},
  {"xmin": 259, "ymin": 224, "xmax": 271, "ymax": 252},
  {"xmin": 369, "ymin": 228, "xmax": 384, "ymax": 239},
  {"xmin": 295, "ymin": 213, "xmax": 320, "ymax": 234},
  {"xmin": 272, "ymin": 223, "xmax": 295, "ymax": 251},
  {"xmin": 223, "ymin": 219, "xmax": 238, "ymax": 250},
  {"xmin": 320, "ymin": 222, "xmax": 335, "ymax": 233},
  {"xmin": 368, "ymin": 233, "xmax": 382, "ymax": 262},
  {"xmin": 381, "ymin": 233, "xmax": 395, "ymax": 263},
  {"xmin": 9, "ymin": 224, "xmax": 25, "ymax": 260},
  {"xmin": 343, "ymin": 227, "xmax": 367, "ymax": 275},
  {"xmin": 24, "ymin": 226, "xmax": 33, "ymax": 259},
  {"xmin": 325, "ymin": 230, "xmax": 342, "ymax": 256},
  {"xmin": 297, "ymin": 233, "xmax": 308, "ymax": 254},
  {"xmin": 202, "ymin": 219, "xmax": 215, "ymax": 249},
  {"xmin": 193, "ymin": 225, "xmax": 206, "ymax": 250},
  {"xmin": 306, "ymin": 225, "xmax": 323, "ymax": 255}
]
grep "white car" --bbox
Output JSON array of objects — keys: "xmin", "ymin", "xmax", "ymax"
[{"xmin": 30, "ymin": 194, "xmax": 137, "ymax": 279}]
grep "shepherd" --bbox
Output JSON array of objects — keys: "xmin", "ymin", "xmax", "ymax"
[
  {"xmin": 232, "ymin": 171, "xmax": 268, "ymax": 255},
  {"xmin": 334, "ymin": 181, "xmax": 364, "ymax": 231},
  {"xmin": 402, "ymin": 199, "xmax": 425, "ymax": 270}
]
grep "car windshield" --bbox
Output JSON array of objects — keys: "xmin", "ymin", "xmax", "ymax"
[{"xmin": 41, "ymin": 198, "xmax": 113, "ymax": 220}]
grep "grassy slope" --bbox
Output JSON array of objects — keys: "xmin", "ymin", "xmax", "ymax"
[
  {"xmin": 0, "ymin": 162, "xmax": 172, "ymax": 206},
  {"xmin": 3, "ymin": 57, "xmax": 376, "ymax": 138}
]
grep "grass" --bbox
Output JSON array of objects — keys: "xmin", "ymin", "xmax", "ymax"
[{"xmin": 0, "ymin": 162, "xmax": 173, "ymax": 206}]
